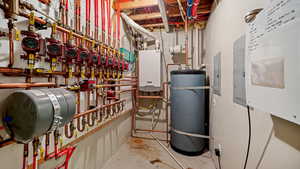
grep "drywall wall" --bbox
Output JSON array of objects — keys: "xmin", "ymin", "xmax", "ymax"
[
  {"xmin": 0, "ymin": 0, "xmax": 134, "ymax": 169},
  {"xmin": 203, "ymin": 0, "xmax": 300, "ymax": 169},
  {"xmin": 150, "ymin": 29, "xmax": 203, "ymax": 81}
]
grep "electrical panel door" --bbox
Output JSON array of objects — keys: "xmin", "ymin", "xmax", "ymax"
[
  {"xmin": 233, "ymin": 35, "xmax": 246, "ymax": 107},
  {"xmin": 213, "ymin": 52, "xmax": 221, "ymax": 96}
]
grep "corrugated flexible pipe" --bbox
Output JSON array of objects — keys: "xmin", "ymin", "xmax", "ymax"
[{"xmin": 121, "ymin": 13, "xmax": 156, "ymax": 40}]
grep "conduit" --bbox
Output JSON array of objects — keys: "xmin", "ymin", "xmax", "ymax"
[{"xmin": 121, "ymin": 13, "xmax": 156, "ymax": 40}]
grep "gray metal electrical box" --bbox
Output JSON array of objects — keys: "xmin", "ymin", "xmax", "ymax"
[
  {"xmin": 233, "ymin": 35, "xmax": 246, "ymax": 107},
  {"xmin": 213, "ymin": 52, "xmax": 221, "ymax": 96}
]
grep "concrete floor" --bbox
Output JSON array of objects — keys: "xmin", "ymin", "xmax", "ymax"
[{"xmin": 102, "ymin": 137, "xmax": 216, "ymax": 169}]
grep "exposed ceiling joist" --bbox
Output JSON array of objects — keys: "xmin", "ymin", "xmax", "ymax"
[
  {"xmin": 158, "ymin": 0, "xmax": 170, "ymax": 32},
  {"xmin": 130, "ymin": 12, "xmax": 162, "ymax": 21},
  {"xmin": 118, "ymin": 0, "xmax": 158, "ymax": 10},
  {"xmin": 129, "ymin": 9, "xmax": 210, "ymax": 21}
]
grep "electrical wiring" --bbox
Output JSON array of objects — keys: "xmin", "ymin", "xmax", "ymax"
[
  {"xmin": 217, "ymin": 156, "xmax": 222, "ymax": 169},
  {"xmin": 243, "ymin": 106, "xmax": 252, "ymax": 169},
  {"xmin": 255, "ymin": 128, "xmax": 274, "ymax": 169}
]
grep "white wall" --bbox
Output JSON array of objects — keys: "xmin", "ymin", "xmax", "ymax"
[{"xmin": 204, "ymin": 0, "xmax": 300, "ymax": 169}]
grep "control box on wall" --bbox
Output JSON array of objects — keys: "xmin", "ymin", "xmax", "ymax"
[
  {"xmin": 139, "ymin": 50, "xmax": 161, "ymax": 88},
  {"xmin": 213, "ymin": 52, "xmax": 221, "ymax": 96},
  {"xmin": 246, "ymin": 0, "xmax": 300, "ymax": 125}
]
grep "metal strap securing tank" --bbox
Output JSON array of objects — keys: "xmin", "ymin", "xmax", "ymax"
[
  {"xmin": 172, "ymin": 86, "xmax": 210, "ymax": 90},
  {"xmin": 42, "ymin": 90, "xmax": 63, "ymax": 131},
  {"xmin": 171, "ymin": 127, "xmax": 211, "ymax": 139}
]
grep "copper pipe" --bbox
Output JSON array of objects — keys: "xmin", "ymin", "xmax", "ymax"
[
  {"xmin": 185, "ymin": 16, "xmax": 189, "ymax": 65},
  {"xmin": 38, "ymin": 0, "xmax": 51, "ymax": 4},
  {"xmin": 76, "ymin": 92, "xmax": 86, "ymax": 132},
  {"xmin": 124, "ymin": 76, "xmax": 137, "ymax": 78},
  {"xmin": 105, "ymin": 79, "xmax": 137, "ymax": 82},
  {"xmin": 64, "ymin": 123, "xmax": 74, "ymax": 139},
  {"xmin": 116, "ymin": 88, "xmax": 136, "ymax": 94},
  {"xmin": 0, "ymin": 67, "xmax": 23, "ymax": 73},
  {"xmin": 0, "ymin": 82, "xmax": 55, "ymax": 89},
  {"xmin": 0, "ymin": 67, "xmax": 67, "ymax": 77},
  {"xmin": 22, "ymin": 144, "xmax": 29, "ymax": 169},
  {"xmin": 8, "ymin": 19, "xmax": 14, "ymax": 68},
  {"xmin": 28, "ymin": 109, "xmax": 132, "ymax": 168},
  {"xmin": 77, "ymin": 116, "xmax": 86, "ymax": 132},
  {"xmin": 135, "ymin": 129, "xmax": 167, "ymax": 133},
  {"xmin": 74, "ymin": 100, "xmax": 124, "ymax": 119},
  {"xmin": 87, "ymin": 113, "xmax": 95, "ymax": 127},
  {"xmin": 19, "ymin": 12, "xmax": 47, "ymax": 25},
  {"xmin": 138, "ymin": 96, "xmax": 163, "ymax": 99},
  {"xmin": 44, "ymin": 133, "xmax": 50, "ymax": 160},
  {"xmin": 96, "ymin": 83, "xmax": 136, "ymax": 88},
  {"xmin": 163, "ymin": 82, "xmax": 170, "ymax": 144}
]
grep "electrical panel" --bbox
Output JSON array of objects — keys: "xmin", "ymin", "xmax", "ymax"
[
  {"xmin": 233, "ymin": 35, "xmax": 246, "ymax": 107},
  {"xmin": 139, "ymin": 50, "xmax": 161, "ymax": 88},
  {"xmin": 213, "ymin": 52, "xmax": 221, "ymax": 96}
]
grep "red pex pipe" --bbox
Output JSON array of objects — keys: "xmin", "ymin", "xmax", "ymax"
[
  {"xmin": 106, "ymin": 0, "xmax": 111, "ymax": 45},
  {"xmin": 95, "ymin": 0, "xmax": 99, "ymax": 39},
  {"xmin": 101, "ymin": 0, "xmax": 106, "ymax": 42},
  {"xmin": 95, "ymin": 0, "xmax": 99, "ymax": 27},
  {"xmin": 113, "ymin": 14, "xmax": 116, "ymax": 47},
  {"xmin": 117, "ymin": 3, "xmax": 121, "ymax": 48},
  {"xmin": 192, "ymin": 0, "xmax": 200, "ymax": 18},
  {"xmin": 86, "ymin": 0, "xmax": 91, "ymax": 36}
]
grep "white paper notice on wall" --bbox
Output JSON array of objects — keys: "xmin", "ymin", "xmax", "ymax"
[{"xmin": 246, "ymin": 0, "xmax": 300, "ymax": 125}]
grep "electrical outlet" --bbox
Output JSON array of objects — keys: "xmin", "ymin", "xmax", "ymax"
[
  {"xmin": 218, "ymin": 144, "xmax": 222, "ymax": 153},
  {"xmin": 214, "ymin": 144, "xmax": 222, "ymax": 157}
]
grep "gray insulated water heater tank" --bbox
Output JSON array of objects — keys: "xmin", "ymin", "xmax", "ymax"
[
  {"xmin": 170, "ymin": 70, "xmax": 207, "ymax": 156},
  {"xmin": 3, "ymin": 88, "xmax": 76, "ymax": 143}
]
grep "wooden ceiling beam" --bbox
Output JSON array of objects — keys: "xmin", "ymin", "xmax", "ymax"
[
  {"xmin": 118, "ymin": 0, "xmax": 158, "ymax": 10},
  {"xmin": 130, "ymin": 12, "xmax": 162, "ymax": 21},
  {"xmin": 129, "ymin": 9, "xmax": 210, "ymax": 21}
]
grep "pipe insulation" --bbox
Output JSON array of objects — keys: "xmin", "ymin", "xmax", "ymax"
[{"xmin": 121, "ymin": 13, "xmax": 157, "ymax": 40}]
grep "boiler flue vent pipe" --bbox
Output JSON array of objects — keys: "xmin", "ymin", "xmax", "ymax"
[{"xmin": 121, "ymin": 13, "xmax": 157, "ymax": 40}]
